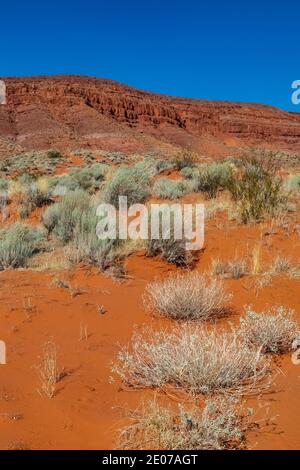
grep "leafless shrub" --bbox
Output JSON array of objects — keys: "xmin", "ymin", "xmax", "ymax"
[
  {"xmin": 271, "ymin": 256, "xmax": 291, "ymax": 274},
  {"xmin": 240, "ymin": 306, "xmax": 299, "ymax": 354},
  {"xmin": 147, "ymin": 236, "xmax": 193, "ymax": 267},
  {"xmin": 113, "ymin": 325, "xmax": 271, "ymax": 395},
  {"xmin": 36, "ymin": 340, "xmax": 60, "ymax": 398},
  {"xmin": 144, "ymin": 272, "xmax": 231, "ymax": 321},
  {"xmin": 119, "ymin": 397, "xmax": 255, "ymax": 450}
]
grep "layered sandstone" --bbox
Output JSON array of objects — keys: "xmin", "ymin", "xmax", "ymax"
[{"xmin": 0, "ymin": 74, "xmax": 300, "ymax": 156}]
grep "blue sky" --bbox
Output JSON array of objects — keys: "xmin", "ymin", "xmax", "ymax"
[{"xmin": 1, "ymin": 0, "xmax": 299, "ymax": 111}]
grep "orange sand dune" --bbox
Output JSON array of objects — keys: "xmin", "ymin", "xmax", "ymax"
[{"xmin": 0, "ymin": 217, "xmax": 300, "ymax": 450}]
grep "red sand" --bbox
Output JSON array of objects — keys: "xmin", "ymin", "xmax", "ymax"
[{"xmin": 0, "ymin": 217, "xmax": 300, "ymax": 450}]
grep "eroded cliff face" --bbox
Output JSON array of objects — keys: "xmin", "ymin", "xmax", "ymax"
[{"xmin": 1, "ymin": 74, "xmax": 300, "ymax": 156}]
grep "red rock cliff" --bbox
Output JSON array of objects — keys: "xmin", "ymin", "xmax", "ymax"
[{"xmin": 1, "ymin": 75, "xmax": 300, "ymax": 156}]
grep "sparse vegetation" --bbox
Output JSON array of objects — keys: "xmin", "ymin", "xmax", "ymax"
[
  {"xmin": 119, "ymin": 397, "xmax": 255, "ymax": 450},
  {"xmin": 147, "ymin": 235, "xmax": 193, "ymax": 267},
  {"xmin": 196, "ymin": 162, "xmax": 233, "ymax": 198},
  {"xmin": 212, "ymin": 259, "xmax": 247, "ymax": 279},
  {"xmin": 42, "ymin": 190, "xmax": 90, "ymax": 243},
  {"xmin": 144, "ymin": 272, "xmax": 231, "ymax": 321},
  {"xmin": 0, "ymin": 223, "xmax": 46, "ymax": 269},
  {"xmin": 272, "ymin": 256, "xmax": 291, "ymax": 274},
  {"xmin": 226, "ymin": 158, "xmax": 287, "ymax": 223},
  {"xmin": 36, "ymin": 340, "xmax": 60, "ymax": 399},
  {"xmin": 0, "ymin": 150, "xmax": 67, "ymax": 177},
  {"xmin": 113, "ymin": 325, "xmax": 271, "ymax": 395},
  {"xmin": 152, "ymin": 178, "xmax": 193, "ymax": 199},
  {"xmin": 103, "ymin": 165, "xmax": 150, "ymax": 208},
  {"xmin": 240, "ymin": 306, "xmax": 299, "ymax": 354},
  {"xmin": 50, "ymin": 163, "xmax": 108, "ymax": 194},
  {"xmin": 172, "ymin": 150, "xmax": 197, "ymax": 171},
  {"xmin": 284, "ymin": 174, "xmax": 300, "ymax": 193}
]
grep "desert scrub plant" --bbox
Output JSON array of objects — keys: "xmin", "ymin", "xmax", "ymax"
[
  {"xmin": 271, "ymin": 256, "xmax": 291, "ymax": 274},
  {"xmin": 68, "ymin": 210, "xmax": 123, "ymax": 273},
  {"xmin": 49, "ymin": 163, "xmax": 108, "ymax": 195},
  {"xmin": 119, "ymin": 397, "xmax": 255, "ymax": 450},
  {"xmin": 212, "ymin": 259, "xmax": 247, "ymax": 279},
  {"xmin": 113, "ymin": 324, "xmax": 271, "ymax": 395},
  {"xmin": 0, "ymin": 178, "xmax": 8, "ymax": 192},
  {"xmin": 195, "ymin": 162, "xmax": 233, "ymax": 198},
  {"xmin": 146, "ymin": 235, "xmax": 193, "ymax": 267},
  {"xmin": 42, "ymin": 190, "xmax": 90, "ymax": 243},
  {"xmin": 0, "ymin": 223, "xmax": 46, "ymax": 270},
  {"xmin": 143, "ymin": 272, "xmax": 231, "ymax": 321},
  {"xmin": 152, "ymin": 178, "xmax": 192, "ymax": 199},
  {"xmin": 0, "ymin": 150, "xmax": 67, "ymax": 177},
  {"xmin": 240, "ymin": 306, "xmax": 299, "ymax": 354},
  {"xmin": 103, "ymin": 165, "xmax": 150, "ymax": 208},
  {"xmin": 172, "ymin": 150, "xmax": 197, "ymax": 170},
  {"xmin": 284, "ymin": 175, "xmax": 300, "ymax": 193},
  {"xmin": 226, "ymin": 160, "xmax": 287, "ymax": 223},
  {"xmin": 24, "ymin": 177, "xmax": 51, "ymax": 208}
]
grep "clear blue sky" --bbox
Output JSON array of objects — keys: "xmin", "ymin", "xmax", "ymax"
[{"xmin": 1, "ymin": 0, "xmax": 299, "ymax": 111}]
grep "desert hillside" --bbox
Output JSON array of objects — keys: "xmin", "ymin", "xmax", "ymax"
[{"xmin": 1, "ymin": 75, "xmax": 300, "ymax": 156}]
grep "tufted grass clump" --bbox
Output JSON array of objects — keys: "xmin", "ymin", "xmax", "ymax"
[
  {"xmin": 0, "ymin": 223, "xmax": 46, "ymax": 269},
  {"xmin": 212, "ymin": 258, "xmax": 247, "ymax": 279},
  {"xmin": 284, "ymin": 174, "xmax": 300, "ymax": 193},
  {"xmin": 144, "ymin": 272, "xmax": 231, "ymax": 321},
  {"xmin": 146, "ymin": 235, "xmax": 193, "ymax": 267},
  {"xmin": 113, "ymin": 325, "xmax": 271, "ymax": 395},
  {"xmin": 195, "ymin": 162, "xmax": 233, "ymax": 198},
  {"xmin": 42, "ymin": 190, "xmax": 91, "ymax": 243},
  {"xmin": 240, "ymin": 306, "xmax": 299, "ymax": 354},
  {"xmin": 119, "ymin": 397, "xmax": 255, "ymax": 450},
  {"xmin": 226, "ymin": 159, "xmax": 287, "ymax": 223}
]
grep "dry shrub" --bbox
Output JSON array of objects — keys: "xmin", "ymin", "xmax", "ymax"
[
  {"xmin": 240, "ymin": 306, "xmax": 299, "ymax": 354},
  {"xmin": 119, "ymin": 397, "xmax": 255, "ymax": 450},
  {"xmin": 0, "ymin": 223, "xmax": 46, "ymax": 270},
  {"xmin": 212, "ymin": 259, "xmax": 247, "ymax": 279},
  {"xmin": 271, "ymin": 256, "xmax": 291, "ymax": 274},
  {"xmin": 113, "ymin": 325, "xmax": 271, "ymax": 395},
  {"xmin": 36, "ymin": 340, "xmax": 60, "ymax": 398},
  {"xmin": 147, "ymin": 236, "xmax": 193, "ymax": 268},
  {"xmin": 144, "ymin": 272, "xmax": 231, "ymax": 321}
]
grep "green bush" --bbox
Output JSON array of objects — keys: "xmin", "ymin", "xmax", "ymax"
[
  {"xmin": 42, "ymin": 190, "xmax": 90, "ymax": 243},
  {"xmin": 180, "ymin": 166, "xmax": 200, "ymax": 179},
  {"xmin": 50, "ymin": 163, "xmax": 108, "ymax": 195},
  {"xmin": 104, "ymin": 165, "xmax": 150, "ymax": 208},
  {"xmin": 226, "ymin": 162, "xmax": 286, "ymax": 223},
  {"xmin": 0, "ymin": 178, "xmax": 9, "ymax": 192},
  {"xmin": 0, "ymin": 223, "xmax": 46, "ymax": 269},
  {"xmin": 152, "ymin": 178, "xmax": 191, "ymax": 199},
  {"xmin": 69, "ymin": 211, "xmax": 121, "ymax": 272},
  {"xmin": 196, "ymin": 162, "xmax": 233, "ymax": 198}
]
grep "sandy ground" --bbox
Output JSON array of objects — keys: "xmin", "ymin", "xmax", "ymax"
[{"xmin": 0, "ymin": 215, "xmax": 300, "ymax": 450}]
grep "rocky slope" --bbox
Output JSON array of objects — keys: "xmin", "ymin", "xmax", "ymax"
[{"xmin": 1, "ymin": 75, "xmax": 300, "ymax": 157}]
